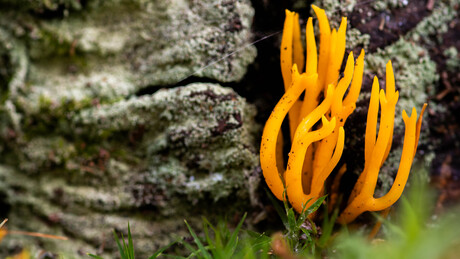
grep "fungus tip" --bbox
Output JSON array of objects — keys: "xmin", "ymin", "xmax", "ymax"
[
  {"xmin": 411, "ymin": 107, "xmax": 417, "ymax": 117},
  {"xmin": 311, "ymin": 4, "xmax": 321, "ymax": 12},
  {"xmin": 386, "ymin": 60, "xmax": 393, "ymax": 67},
  {"xmin": 402, "ymin": 109, "xmax": 408, "ymax": 121},
  {"xmin": 292, "ymin": 63, "xmax": 298, "ymax": 73},
  {"xmin": 348, "ymin": 51, "xmax": 354, "ymax": 59},
  {"xmin": 379, "ymin": 90, "xmax": 387, "ymax": 103},
  {"xmin": 321, "ymin": 115, "xmax": 328, "ymax": 124}
]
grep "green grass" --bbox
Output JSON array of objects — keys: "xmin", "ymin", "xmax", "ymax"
[
  {"xmin": 88, "ymin": 223, "xmax": 135, "ymax": 259},
  {"xmin": 331, "ymin": 178, "xmax": 460, "ymax": 259},
  {"xmin": 152, "ymin": 212, "xmax": 272, "ymax": 259},
  {"xmin": 88, "ymin": 179, "xmax": 460, "ymax": 259}
]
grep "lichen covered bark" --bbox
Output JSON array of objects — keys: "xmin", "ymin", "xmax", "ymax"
[
  {"xmin": 0, "ymin": 0, "xmax": 259, "ymax": 257},
  {"xmin": 0, "ymin": 0, "xmax": 256, "ymax": 117},
  {"xmin": 0, "ymin": 83, "xmax": 260, "ymax": 257}
]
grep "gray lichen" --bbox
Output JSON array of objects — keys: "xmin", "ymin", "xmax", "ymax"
[
  {"xmin": 74, "ymin": 83, "xmax": 260, "ymax": 211},
  {"xmin": 372, "ymin": 0, "xmax": 409, "ymax": 11},
  {"xmin": 0, "ymin": 0, "xmax": 256, "ymax": 118},
  {"xmin": 365, "ymin": 38, "xmax": 437, "ymax": 116},
  {"xmin": 0, "ymin": 0, "xmax": 260, "ymax": 257},
  {"xmin": 320, "ymin": 0, "xmax": 357, "ymax": 18},
  {"xmin": 407, "ymin": 0, "xmax": 458, "ymax": 44},
  {"xmin": 0, "ymin": 83, "xmax": 260, "ymax": 257},
  {"xmin": 444, "ymin": 47, "xmax": 460, "ymax": 72}
]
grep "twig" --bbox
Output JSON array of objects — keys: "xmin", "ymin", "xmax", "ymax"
[
  {"xmin": 7, "ymin": 230, "xmax": 68, "ymax": 240},
  {"xmin": 0, "ymin": 219, "xmax": 7, "ymax": 229}
]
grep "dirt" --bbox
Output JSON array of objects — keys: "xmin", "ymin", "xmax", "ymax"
[
  {"xmin": 350, "ymin": 1, "xmax": 431, "ymax": 52},
  {"xmin": 426, "ymin": 5, "xmax": 460, "ymax": 208}
]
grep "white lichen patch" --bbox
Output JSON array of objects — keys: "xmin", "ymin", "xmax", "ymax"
[
  {"xmin": 372, "ymin": 0, "xmax": 409, "ymax": 11},
  {"xmin": 18, "ymin": 63, "xmax": 136, "ymax": 115},
  {"xmin": 444, "ymin": 46, "xmax": 460, "ymax": 72}
]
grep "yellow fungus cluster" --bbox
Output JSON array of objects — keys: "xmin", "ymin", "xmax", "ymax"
[
  {"xmin": 260, "ymin": 5, "xmax": 426, "ymax": 223},
  {"xmin": 338, "ymin": 70, "xmax": 427, "ymax": 223}
]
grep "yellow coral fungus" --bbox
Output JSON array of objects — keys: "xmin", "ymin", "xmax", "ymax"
[
  {"xmin": 261, "ymin": 5, "xmax": 427, "ymax": 223},
  {"xmin": 260, "ymin": 5, "xmax": 364, "ymax": 211},
  {"xmin": 338, "ymin": 63, "xmax": 427, "ymax": 224}
]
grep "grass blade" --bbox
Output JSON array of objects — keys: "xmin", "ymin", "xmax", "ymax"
[
  {"xmin": 113, "ymin": 230, "xmax": 127, "ymax": 259},
  {"xmin": 318, "ymin": 205, "xmax": 338, "ymax": 247},
  {"xmin": 184, "ymin": 220, "xmax": 212, "ymax": 259},
  {"xmin": 148, "ymin": 240, "xmax": 178, "ymax": 259},
  {"xmin": 265, "ymin": 188, "xmax": 288, "ymax": 227},
  {"xmin": 179, "ymin": 238, "xmax": 198, "ymax": 254},
  {"xmin": 303, "ymin": 196, "xmax": 326, "ymax": 217},
  {"xmin": 203, "ymin": 217, "xmax": 222, "ymax": 249},
  {"xmin": 128, "ymin": 223, "xmax": 134, "ymax": 259},
  {"xmin": 224, "ymin": 212, "xmax": 247, "ymax": 255},
  {"xmin": 245, "ymin": 230, "xmax": 271, "ymax": 252},
  {"xmin": 163, "ymin": 255, "xmax": 188, "ymax": 259},
  {"xmin": 296, "ymin": 198, "xmax": 314, "ymax": 230},
  {"xmin": 121, "ymin": 233, "xmax": 128, "ymax": 258}
]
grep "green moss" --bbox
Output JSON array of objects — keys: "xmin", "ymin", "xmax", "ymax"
[{"xmin": 366, "ymin": 38, "xmax": 437, "ymax": 107}]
